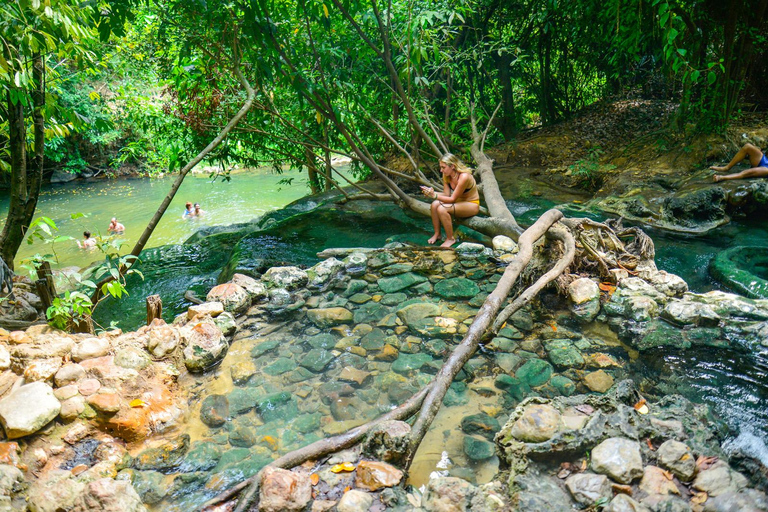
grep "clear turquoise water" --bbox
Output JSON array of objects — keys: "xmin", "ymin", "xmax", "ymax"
[{"xmin": 0, "ymin": 168, "xmax": 315, "ymax": 271}]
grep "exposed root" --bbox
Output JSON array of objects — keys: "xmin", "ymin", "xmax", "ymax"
[
  {"xmin": 203, "ymin": 385, "xmax": 432, "ymax": 512},
  {"xmin": 491, "ymin": 224, "xmax": 576, "ymax": 333}
]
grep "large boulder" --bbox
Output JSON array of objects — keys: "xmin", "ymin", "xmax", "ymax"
[
  {"xmin": 71, "ymin": 338, "xmax": 111, "ymax": 362},
  {"xmin": 509, "ymin": 404, "xmax": 561, "ymax": 443},
  {"xmin": 0, "ymin": 382, "xmax": 60, "ymax": 438}
]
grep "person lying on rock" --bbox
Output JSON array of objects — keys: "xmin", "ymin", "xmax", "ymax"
[
  {"xmin": 420, "ymin": 153, "xmax": 480, "ymax": 248},
  {"xmin": 711, "ymin": 143, "xmax": 768, "ymax": 182}
]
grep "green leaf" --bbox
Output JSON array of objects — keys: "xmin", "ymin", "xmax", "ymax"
[
  {"xmin": 690, "ymin": 70, "xmax": 700, "ymax": 82},
  {"xmin": 676, "ymin": 48, "xmax": 687, "ymax": 57},
  {"xmin": 707, "ymin": 72, "xmax": 717, "ymax": 85}
]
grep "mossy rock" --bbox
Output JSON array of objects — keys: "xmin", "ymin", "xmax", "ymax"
[{"xmin": 710, "ymin": 246, "xmax": 768, "ymax": 299}]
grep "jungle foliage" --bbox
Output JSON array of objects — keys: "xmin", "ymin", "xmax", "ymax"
[{"xmin": 1, "ymin": 0, "xmax": 767, "ymax": 264}]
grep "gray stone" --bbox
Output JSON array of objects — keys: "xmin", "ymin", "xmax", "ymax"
[
  {"xmin": 657, "ymin": 440, "xmax": 697, "ymax": 482},
  {"xmin": 544, "ymin": 339, "xmax": 585, "ymax": 368},
  {"xmin": 114, "ymin": 347, "xmax": 151, "ymax": 370},
  {"xmin": 702, "ymin": 489, "xmax": 768, "ymax": 512},
  {"xmin": 421, "ymin": 477, "xmax": 476, "ymax": 511},
  {"xmin": 692, "ymin": 460, "xmax": 748, "ymax": 497},
  {"xmin": 147, "ymin": 324, "xmax": 180, "ymax": 359},
  {"xmin": 71, "ymin": 338, "xmax": 111, "ymax": 362},
  {"xmin": 306, "ymin": 308, "xmax": 353, "ymax": 327},
  {"xmin": 591, "ymin": 437, "xmax": 644, "ymax": 484},
  {"xmin": 463, "ymin": 435, "xmax": 495, "ymax": 461},
  {"xmin": 54, "ymin": 363, "xmax": 85, "ymax": 387},
  {"xmin": 181, "ymin": 321, "xmax": 227, "ymax": 372},
  {"xmin": 605, "ymin": 494, "xmax": 651, "ymax": 512},
  {"xmin": 377, "ymin": 273, "xmax": 426, "ymax": 293},
  {"xmin": 569, "ymin": 278, "xmax": 600, "ymax": 304},
  {"xmin": 336, "ymin": 489, "xmax": 373, "ymax": 512},
  {"xmin": 307, "ymin": 258, "xmax": 345, "ymax": 288},
  {"xmin": 262, "ymin": 266, "xmax": 309, "ymax": 290},
  {"xmin": 299, "ymin": 349, "xmax": 334, "ymax": 373},
  {"xmin": 510, "ymin": 404, "xmax": 561, "ymax": 443},
  {"xmin": 206, "ymin": 283, "xmax": 250, "ymax": 314},
  {"xmin": 565, "ymin": 472, "xmax": 612, "ymax": 507},
  {"xmin": 200, "ymin": 394, "xmax": 229, "ymax": 428},
  {"xmin": 396, "ymin": 303, "xmax": 441, "ymax": 325},
  {"xmin": 513, "ymin": 469, "xmax": 573, "ymax": 512},
  {"xmin": 0, "ymin": 382, "xmax": 60, "ymax": 438},
  {"xmin": 492, "ymin": 235, "xmax": 517, "ymax": 253},
  {"xmin": 72, "ymin": 478, "xmax": 147, "ymax": 512},
  {"xmin": 231, "ymin": 273, "xmax": 268, "ymax": 301}
]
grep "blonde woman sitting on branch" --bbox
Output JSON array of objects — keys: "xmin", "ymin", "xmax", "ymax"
[{"xmin": 420, "ymin": 153, "xmax": 481, "ymax": 248}]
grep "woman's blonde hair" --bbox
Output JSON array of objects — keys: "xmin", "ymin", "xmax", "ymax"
[{"xmin": 440, "ymin": 153, "xmax": 472, "ymax": 174}]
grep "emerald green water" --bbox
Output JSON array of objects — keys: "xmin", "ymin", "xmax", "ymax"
[{"xmin": 0, "ymin": 168, "xmax": 315, "ymax": 271}]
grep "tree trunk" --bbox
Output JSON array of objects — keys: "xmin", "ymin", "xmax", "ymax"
[
  {"xmin": 0, "ymin": 53, "xmax": 46, "ymax": 270},
  {"xmin": 493, "ymin": 51, "xmax": 518, "ymax": 140}
]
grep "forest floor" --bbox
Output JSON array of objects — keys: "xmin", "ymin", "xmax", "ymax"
[{"xmin": 485, "ymin": 99, "xmax": 768, "ymax": 202}]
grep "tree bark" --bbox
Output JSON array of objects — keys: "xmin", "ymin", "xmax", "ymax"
[{"xmin": 0, "ymin": 54, "xmax": 45, "ymax": 270}]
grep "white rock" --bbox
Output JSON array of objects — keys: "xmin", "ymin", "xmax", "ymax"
[
  {"xmin": 0, "ymin": 382, "xmax": 61, "ymax": 439},
  {"xmin": 0, "ymin": 347, "xmax": 9, "ymax": 371},
  {"xmin": 591, "ymin": 437, "xmax": 644, "ymax": 484},
  {"xmin": 568, "ymin": 278, "xmax": 600, "ymax": 305},
  {"xmin": 492, "ymin": 235, "xmax": 518, "ymax": 253},
  {"xmin": 71, "ymin": 338, "xmax": 111, "ymax": 362}
]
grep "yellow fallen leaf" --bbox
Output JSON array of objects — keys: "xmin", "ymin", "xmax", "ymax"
[
  {"xmin": 331, "ymin": 462, "xmax": 355, "ymax": 473},
  {"xmin": 691, "ymin": 491, "xmax": 708, "ymax": 504},
  {"xmin": 636, "ymin": 404, "xmax": 649, "ymax": 415},
  {"xmin": 129, "ymin": 399, "xmax": 147, "ymax": 408}
]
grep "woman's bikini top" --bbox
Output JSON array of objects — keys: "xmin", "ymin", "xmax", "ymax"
[{"xmin": 446, "ymin": 173, "xmax": 479, "ymax": 201}]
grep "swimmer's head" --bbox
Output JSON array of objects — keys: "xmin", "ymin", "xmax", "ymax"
[
  {"xmin": 185, "ymin": 202, "xmax": 192, "ymax": 209},
  {"xmin": 194, "ymin": 203, "xmax": 201, "ymax": 209},
  {"xmin": 84, "ymin": 231, "xmax": 91, "ymax": 239}
]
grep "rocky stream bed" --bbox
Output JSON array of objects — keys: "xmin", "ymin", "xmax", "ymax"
[{"xmin": 0, "ymin": 236, "xmax": 766, "ymax": 511}]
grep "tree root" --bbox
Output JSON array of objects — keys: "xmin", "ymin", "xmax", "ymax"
[
  {"xmin": 202, "ymin": 385, "xmax": 432, "ymax": 512},
  {"xmin": 491, "ymin": 223, "xmax": 576, "ymax": 334}
]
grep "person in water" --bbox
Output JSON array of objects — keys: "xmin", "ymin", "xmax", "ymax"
[
  {"xmin": 421, "ymin": 153, "xmax": 480, "ymax": 248},
  {"xmin": 183, "ymin": 202, "xmax": 194, "ymax": 218},
  {"xmin": 711, "ymin": 143, "xmax": 768, "ymax": 182},
  {"xmin": 107, "ymin": 217, "xmax": 125, "ymax": 234},
  {"xmin": 192, "ymin": 203, "xmax": 206, "ymax": 217},
  {"xmin": 77, "ymin": 231, "xmax": 97, "ymax": 249}
]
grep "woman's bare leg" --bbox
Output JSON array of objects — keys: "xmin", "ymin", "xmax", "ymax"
[
  {"xmin": 714, "ymin": 167, "xmax": 768, "ymax": 182},
  {"xmin": 439, "ymin": 202, "xmax": 480, "ymax": 248},
  {"xmin": 436, "ymin": 204, "xmax": 455, "ymax": 247},
  {"xmin": 428, "ymin": 200, "xmax": 442, "ymax": 244},
  {"xmin": 711, "ymin": 143, "xmax": 763, "ymax": 172}
]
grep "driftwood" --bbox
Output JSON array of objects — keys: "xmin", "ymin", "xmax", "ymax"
[{"xmin": 202, "ymin": 385, "xmax": 432, "ymax": 511}]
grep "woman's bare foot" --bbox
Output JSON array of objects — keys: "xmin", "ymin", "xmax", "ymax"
[
  {"xmin": 710, "ymin": 165, "xmax": 728, "ymax": 172},
  {"xmin": 428, "ymin": 235, "xmax": 440, "ymax": 244},
  {"xmin": 713, "ymin": 175, "xmax": 723, "ymax": 182},
  {"xmin": 440, "ymin": 238, "xmax": 457, "ymax": 248}
]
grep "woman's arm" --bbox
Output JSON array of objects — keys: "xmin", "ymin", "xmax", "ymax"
[{"xmin": 434, "ymin": 174, "xmax": 469, "ymax": 204}]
